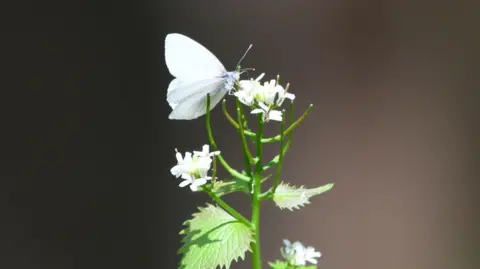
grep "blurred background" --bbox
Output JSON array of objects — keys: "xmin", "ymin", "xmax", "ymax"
[{"xmin": 1, "ymin": 0, "xmax": 479, "ymax": 268}]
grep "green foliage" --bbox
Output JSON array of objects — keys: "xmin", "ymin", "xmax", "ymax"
[
  {"xmin": 198, "ymin": 175, "xmax": 271, "ymax": 197},
  {"xmin": 269, "ymin": 260, "xmax": 316, "ymax": 269},
  {"xmin": 178, "ymin": 204, "xmax": 254, "ymax": 269},
  {"xmin": 272, "ymin": 182, "xmax": 334, "ymax": 211},
  {"xmin": 210, "ymin": 179, "xmax": 250, "ymax": 197}
]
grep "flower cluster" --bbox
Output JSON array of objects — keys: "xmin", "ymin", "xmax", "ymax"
[
  {"xmin": 234, "ymin": 73, "xmax": 295, "ymax": 122},
  {"xmin": 170, "ymin": 145, "xmax": 220, "ymax": 191},
  {"xmin": 281, "ymin": 239, "xmax": 321, "ymax": 266}
]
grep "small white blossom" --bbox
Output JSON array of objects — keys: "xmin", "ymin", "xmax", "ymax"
[
  {"xmin": 170, "ymin": 144, "xmax": 220, "ymax": 191},
  {"xmin": 178, "ymin": 174, "xmax": 211, "ymax": 191},
  {"xmin": 235, "ymin": 73, "xmax": 294, "ymax": 122},
  {"xmin": 251, "ymin": 102, "xmax": 283, "ymax": 122},
  {"xmin": 237, "ymin": 74, "xmax": 295, "ymax": 107},
  {"xmin": 281, "ymin": 239, "xmax": 321, "ymax": 266},
  {"xmin": 257, "ymin": 79, "xmax": 295, "ymax": 106},
  {"xmin": 193, "ymin": 144, "xmax": 220, "ymax": 158},
  {"xmin": 235, "ymin": 73, "xmax": 264, "ymax": 106}
]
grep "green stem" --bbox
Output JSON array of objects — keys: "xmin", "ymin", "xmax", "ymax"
[
  {"xmin": 222, "ymin": 99, "xmax": 309, "ymax": 145},
  {"xmin": 202, "ymin": 186, "xmax": 252, "ymax": 229},
  {"xmin": 235, "ymin": 99, "xmax": 255, "ymax": 167},
  {"xmin": 261, "ymin": 139, "xmax": 291, "ymax": 171},
  {"xmin": 211, "ymin": 155, "xmax": 217, "ymax": 184},
  {"xmin": 206, "ymin": 95, "xmax": 250, "ymax": 182},
  {"xmin": 260, "ymin": 103, "xmax": 294, "ymax": 201},
  {"xmin": 272, "ymin": 111, "xmax": 286, "ymax": 193},
  {"xmin": 237, "ymin": 99, "xmax": 250, "ymax": 130},
  {"xmin": 251, "ymin": 113, "xmax": 264, "ymax": 269},
  {"xmin": 247, "ymin": 104, "xmax": 313, "ymax": 143},
  {"xmin": 221, "ymin": 99, "xmax": 239, "ymax": 129}
]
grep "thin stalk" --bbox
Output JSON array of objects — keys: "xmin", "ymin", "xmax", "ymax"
[
  {"xmin": 287, "ymin": 102, "xmax": 294, "ymax": 149},
  {"xmin": 246, "ymin": 103, "xmax": 313, "ymax": 143},
  {"xmin": 235, "ymin": 99, "xmax": 255, "ymax": 167},
  {"xmin": 202, "ymin": 186, "xmax": 252, "ymax": 229},
  {"xmin": 206, "ymin": 94, "xmax": 250, "ymax": 182},
  {"xmin": 237, "ymin": 99, "xmax": 250, "ymax": 130},
  {"xmin": 223, "ymin": 99, "xmax": 262, "ymax": 140},
  {"xmin": 261, "ymin": 139, "xmax": 292, "ymax": 171},
  {"xmin": 272, "ymin": 111, "xmax": 286, "ymax": 193},
  {"xmin": 211, "ymin": 155, "xmax": 217, "ymax": 184},
  {"xmin": 259, "ymin": 103, "xmax": 294, "ymax": 200},
  {"xmin": 251, "ymin": 113, "xmax": 264, "ymax": 269},
  {"xmin": 221, "ymin": 99, "xmax": 239, "ymax": 129}
]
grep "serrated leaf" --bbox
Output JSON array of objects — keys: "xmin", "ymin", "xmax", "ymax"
[
  {"xmin": 273, "ymin": 182, "xmax": 334, "ymax": 211},
  {"xmin": 196, "ymin": 175, "xmax": 270, "ymax": 197},
  {"xmin": 269, "ymin": 260, "xmax": 316, "ymax": 269},
  {"xmin": 210, "ymin": 179, "xmax": 250, "ymax": 197},
  {"xmin": 194, "ymin": 178, "xmax": 250, "ymax": 197},
  {"xmin": 179, "ymin": 204, "xmax": 254, "ymax": 269}
]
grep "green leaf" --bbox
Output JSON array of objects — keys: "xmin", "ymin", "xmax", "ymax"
[
  {"xmin": 269, "ymin": 261, "xmax": 290, "ymax": 269},
  {"xmin": 210, "ymin": 179, "xmax": 250, "ymax": 197},
  {"xmin": 194, "ymin": 178, "xmax": 250, "ymax": 197},
  {"xmin": 269, "ymin": 260, "xmax": 316, "ymax": 269},
  {"xmin": 179, "ymin": 204, "xmax": 254, "ymax": 269},
  {"xmin": 272, "ymin": 182, "xmax": 334, "ymax": 211},
  {"xmin": 196, "ymin": 175, "xmax": 271, "ymax": 197}
]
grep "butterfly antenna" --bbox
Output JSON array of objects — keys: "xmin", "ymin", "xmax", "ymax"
[
  {"xmin": 239, "ymin": 67, "xmax": 255, "ymax": 75},
  {"xmin": 236, "ymin": 44, "xmax": 253, "ymax": 68}
]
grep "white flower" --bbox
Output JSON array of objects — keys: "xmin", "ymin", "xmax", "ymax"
[
  {"xmin": 235, "ymin": 74, "xmax": 294, "ymax": 123},
  {"xmin": 178, "ymin": 174, "xmax": 211, "ymax": 191},
  {"xmin": 235, "ymin": 73, "xmax": 264, "ymax": 106},
  {"xmin": 251, "ymin": 102, "xmax": 283, "ymax": 122},
  {"xmin": 257, "ymin": 79, "xmax": 295, "ymax": 106},
  {"xmin": 193, "ymin": 144, "xmax": 220, "ymax": 158},
  {"xmin": 237, "ymin": 73, "xmax": 295, "ymax": 107},
  {"xmin": 281, "ymin": 239, "xmax": 321, "ymax": 266},
  {"xmin": 170, "ymin": 144, "xmax": 220, "ymax": 191}
]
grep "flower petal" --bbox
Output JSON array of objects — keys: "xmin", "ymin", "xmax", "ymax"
[
  {"xmin": 189, "ymin": 183, "xmax": 198, "ymax": 191},
  {"xmin": 170, "ymin": 165, "xmax": 185, "ymax": 177},
  {"xmin": 194, "ymin": 178, "xmax": 207, "ymax": 186},
  {"xmin": 257, "ymin": 102, "xmax": 269, "ymax": 111},
  {"xmin": 285, "ymin": 92, "xmax": 295, "ymax": 100},
  {"xmin": 268, "ymin": 110, "xmax": 283, "ymax": 121},
  {"xmin": 175, "ymin": 152, "xmax": 183, "ymax": 163},
  {"xmin": 184, "ymin": 152, "xmax": 192, "ymax": 162},
  {"xmin": 209, "ymin": 150, "xmax": 221, "ymax": 156},
  {"xmin": 202, "ymin": 144, "xmax": 210, "ymax": 155},
  {"xmin": 255, "ymin": 73, "xmax": 265, "ymax": 81},
  {"xmin": 251, "ymin": 108, "xmax": 263, "ymax": 114},
  {"xmin": 179, "ymin": 179, "xmax": 191, "ymax": 188}
]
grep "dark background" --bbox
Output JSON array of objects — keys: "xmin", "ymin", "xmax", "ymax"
[{"xmin": 1, "ymin": 0, "xmax": 479, "ymax": 269}]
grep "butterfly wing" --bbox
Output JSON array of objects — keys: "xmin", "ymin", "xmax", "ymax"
[
  {"xmin": 165, "ymin": 33, "xmax": 226, "ymax": 81},
  {"xmin": 166, "ymin": 78, "xmax": 225, "ymax": 108},
  {"xmin": 168, "ymin": 79, "xmax": 228, "ymax": 120}
]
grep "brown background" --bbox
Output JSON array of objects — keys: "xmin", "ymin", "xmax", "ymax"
[
  {"xmin": 162, "ymin": 1, "xmax": 479, "ymax": 269},
  {"xmin": 1, "ymin": 0, "xmax": 478, "ymax": 269}
]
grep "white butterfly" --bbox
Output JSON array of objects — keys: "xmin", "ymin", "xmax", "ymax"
[{"xmin": 165, "ymin": 33, "xmax": 250, "ymax": 120}]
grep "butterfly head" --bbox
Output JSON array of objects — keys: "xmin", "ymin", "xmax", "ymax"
[
  {"xmin": 224, "ymin": 71, "xmax": 240, "ymax": 92},
  {"xmin": 224, "ymin": 44, "xmax": 254, "ymax": 94}
]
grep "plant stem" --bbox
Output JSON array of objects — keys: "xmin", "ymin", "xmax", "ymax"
[
  {"xmin": 251, "ymin": 113, "xmax": 264, "ymax": 269},
  {"xmin": 202, "ymin": 186, "xmax": 252, "ymax": 229},
  {"xmin": 206, "ymin": 95, "xmax": 250, "ymax": 182},
  {"xmin": 236, "ymin": 99, "xmax": 255, "ymax": 167},
  {"xmin": 211, "ymin": 155, "xmax": 217, "ymax": 184},
  {"xmin": 222, "ymin": 99, "xmax": 239, "ymax": 129},
  {"xmin": 246, "ymin": 104, "xmax": 313, "ymax": 143},
  {"xmin": 272, "ymin": 111, "xmax": 286, "ymax": 193}
]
